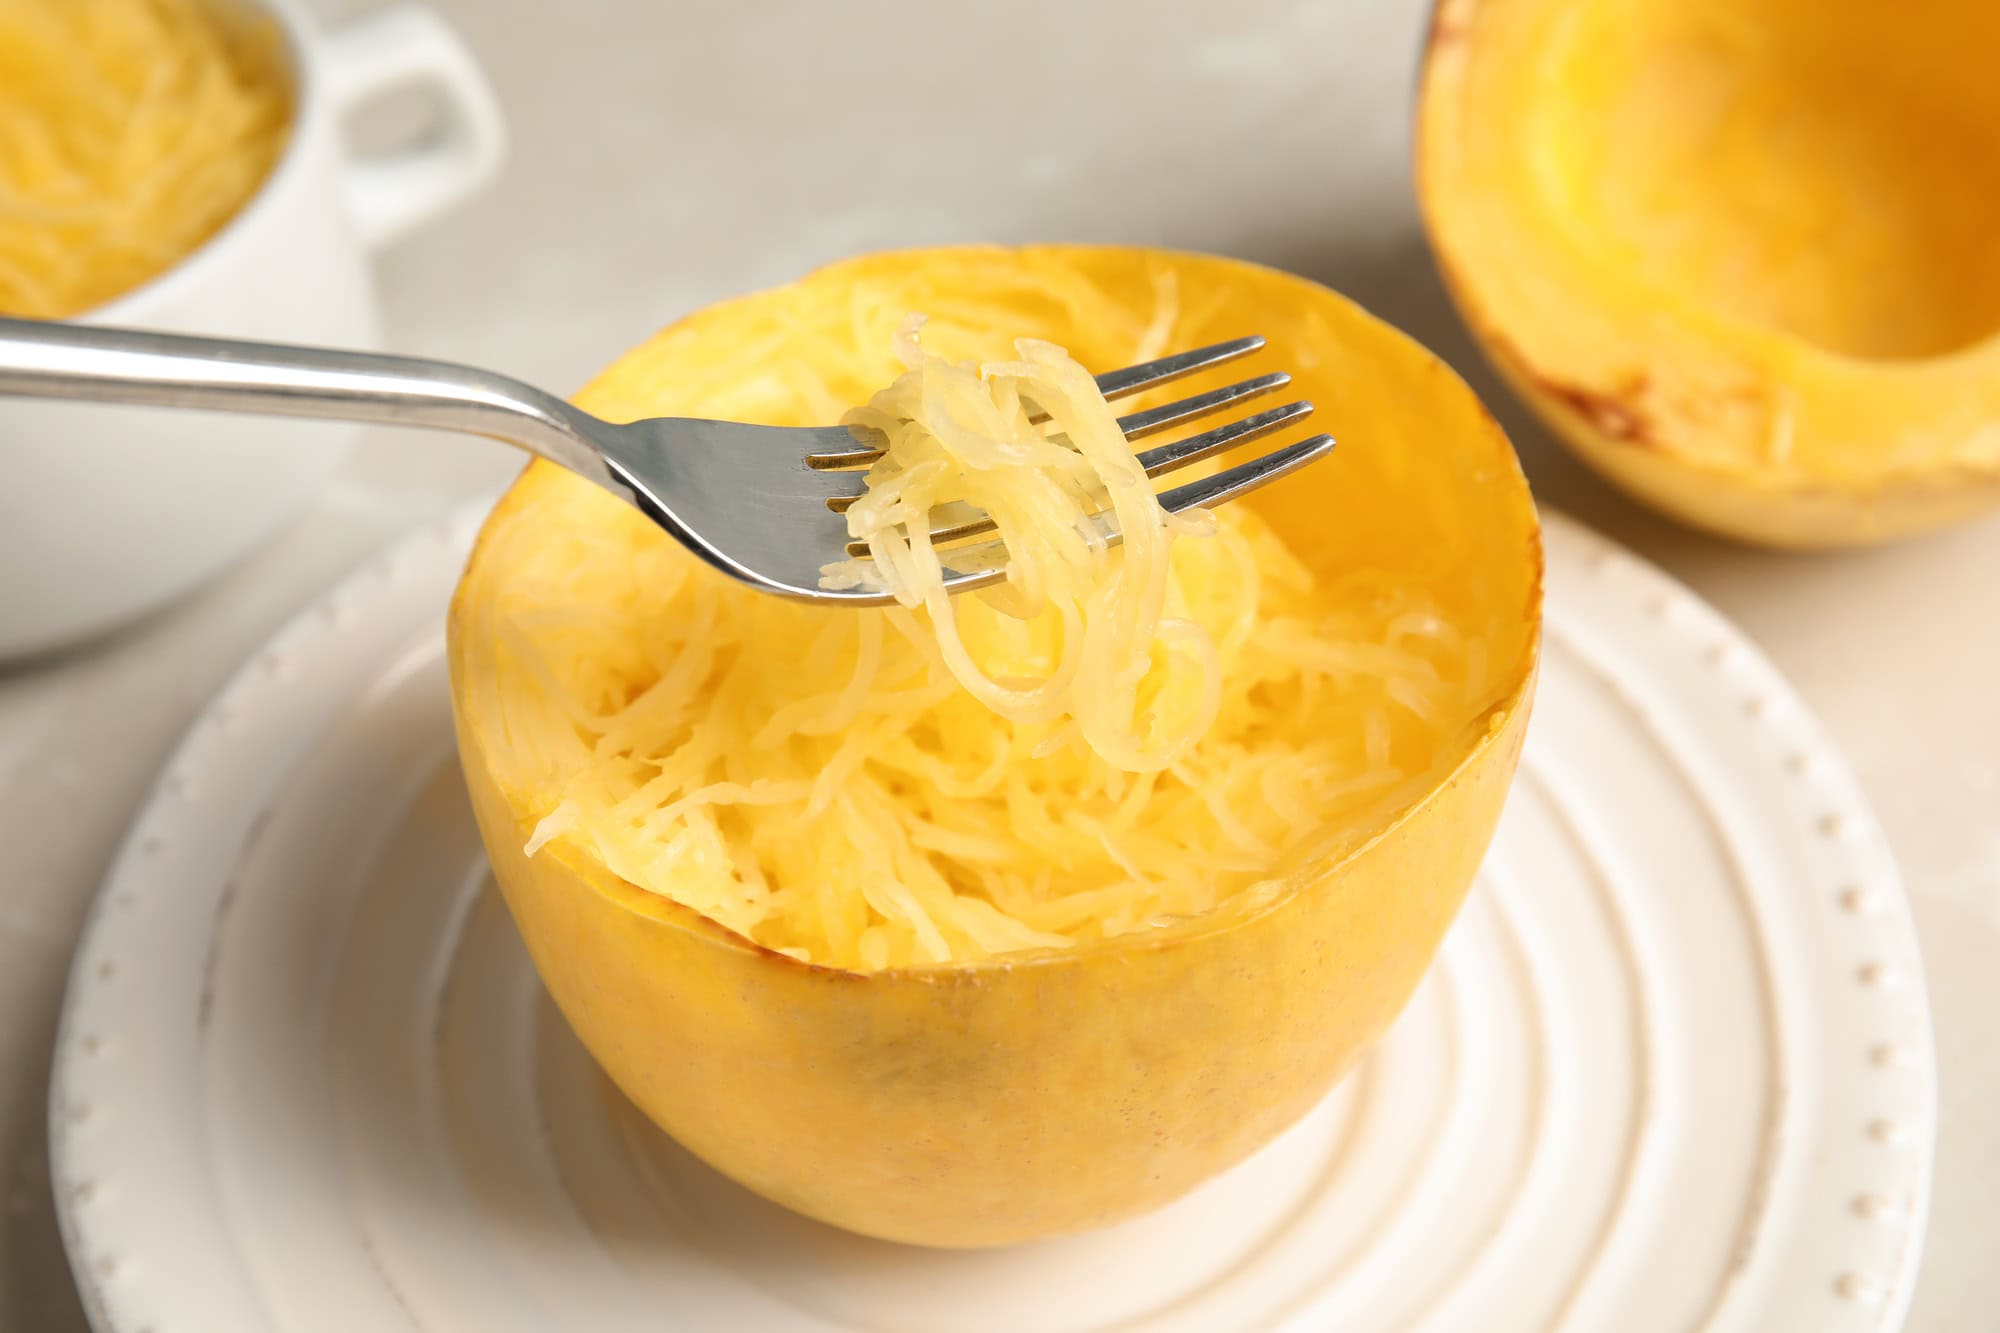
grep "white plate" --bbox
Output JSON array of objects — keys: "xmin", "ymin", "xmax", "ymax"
[{"xmin": 50, "ymin": 505, "xmax": 1935, "ymax": 1333}]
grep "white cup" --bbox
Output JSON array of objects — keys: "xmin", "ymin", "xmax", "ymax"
[{"xmin": 0, "ymin": 0, "xmax": 505, "ymax": 658}]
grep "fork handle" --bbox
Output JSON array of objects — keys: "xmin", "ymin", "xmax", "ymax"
[{"xmin": 0, "ymin": 316, "xmax": 628, "ymax": 497}]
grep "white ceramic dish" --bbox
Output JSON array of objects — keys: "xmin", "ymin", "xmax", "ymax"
[{"xmin": 49, "ymin": 504, "xmax": 1935, "ymax": 1332}]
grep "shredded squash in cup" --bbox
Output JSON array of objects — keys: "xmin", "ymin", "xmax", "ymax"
[{"xmin": 0, "ymin": 0, "xmax": 289, "ymax": 317}]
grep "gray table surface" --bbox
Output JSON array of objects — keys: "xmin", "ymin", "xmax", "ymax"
[{"xmin": 2, "ymin": 1, "xmax": 1993, "ymax": 1327}]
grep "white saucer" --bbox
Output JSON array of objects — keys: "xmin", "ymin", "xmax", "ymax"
[{"xmin": 50, "ymin": 505, "xmax": 1935, "ymax": 1333}]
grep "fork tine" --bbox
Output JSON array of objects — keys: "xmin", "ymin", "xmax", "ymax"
[
  {"xmin": 1115, "ymin": 373, "xmax": 1289, "ymax": 441},
  {"xmin": 1093, "ymin": 335, "xmax": 1265, "ymax": 401},
  {"xmin": 929, "ymin": 434, "xmax": 1336, "ymax": 588},
  {"xmin": 1135, "ymin": 401, "xmax": 1314, "ymax": 477},
  {"xmin": 826, "ymin": 385, "xmax": 1308, "ymax": 518},
  {"xmin": 835, "ymin": 399, "xmax": 1319, "ymax": 530},
  {"xmin": 817, "ymin": 471, "xmax": 871, "ymax": 506},
  {"xmin": 854, "ymin": 497, "xmax": 987, "ymax": 539},
  {"xmin": 1153, "ymin": 434, "xmax": 1335, "ymax": 515},
  {"xmin": 805, "ymin": 336, "xmax": 1268, "ymax": 468},
  {"xmin": 844, "ymin": 429, "xmax": 1335, "ymax": 554}
]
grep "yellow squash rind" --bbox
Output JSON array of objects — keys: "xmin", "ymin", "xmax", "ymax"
[
  {"xmin": 1418, "ymin": 0, "xmax": 2000, "ymax": 548},
  {"xmin": 449, "ymin": 245, "xmax": 1541, "ymax": 1246}
]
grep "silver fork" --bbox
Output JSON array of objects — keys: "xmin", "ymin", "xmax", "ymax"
[{"xmin": 0, "ymin": 317, "xmax": 1333, "ymax": 605}]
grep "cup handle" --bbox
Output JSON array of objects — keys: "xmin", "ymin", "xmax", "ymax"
[{"xmin": 323, "ymin": 4, "xmax": 506, "ymax": 249}]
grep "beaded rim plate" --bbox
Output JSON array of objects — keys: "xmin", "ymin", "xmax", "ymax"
[{"xmin": 50, "ymin": 504, "xmax": 1935, "ymax": 1333}]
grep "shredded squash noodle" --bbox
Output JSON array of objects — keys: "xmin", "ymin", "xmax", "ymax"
[
  {"xmin": 473, "ymin": 306, "xmax": 1492, "ymax": 972},
  {"xmin": 0, "ymin": 0, "xmax": 290, "ymax": 317}
]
